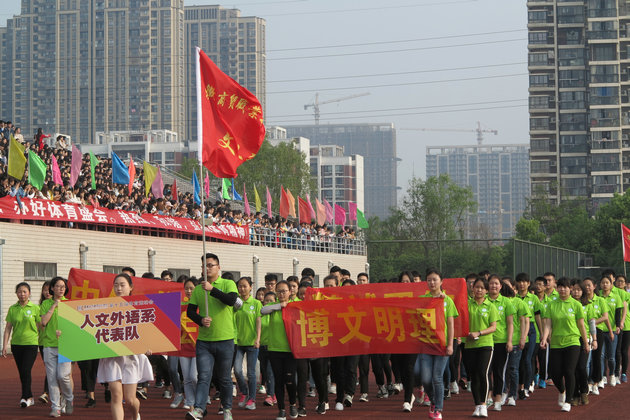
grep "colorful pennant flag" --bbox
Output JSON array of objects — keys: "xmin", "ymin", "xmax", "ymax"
[
  {"xmin": 254, "ymin": 185, "xmax": 262, "ymax": 212},
  {"xmin": 298, "ymin": 197, "xmax": 311, "ymax": 224},
  {"xmin": 204, "ymin": 173, "xmax": 210, "ymax": 198},
  {"xmin": 232, "ymin": 179, "xmax": 243, "ymax": 201},
  {"xmin": 222, "ymin": 178, "xmax": 231, "ymax": 200},
  {"xmin": 266, "ymin": 186, "xmax": 272, "ymax": 217},
  {"xmin": 348, "ymin": 202, "xmax": 358, "ymax": 221},
  {"xmin": 28, "ymin": 150, "xmax": 47, "ymax": 189},
  {"xmin": 243, "ymin": 185, "xmax": 251, "ymax": 216},
  {"xmin": 196, "ymin": 47, "xmax": 265, "ymax": 178},
  {"xmin": 128, "ymin": 157, "xmax": 136, "ymax": 194},
  {"xmin": 152, "ymin": 166, "xmax": 164, "ymax": 199},
  {"xmin": 334, "ymin": 204, "xmax": 347, "ymax": 226},
  {"xmin": 143, "ymin": 161, "xmax": 157, "ymax": 196},
  {"xmin": 357, "ymin": 209, "xmax": 369, "ymax": 229},
  {"xmin": 70, "ymin": 145, "xmax": 82, "ymax": 187},
  {"xmin": 89, "ymin": 152, "xmax": 100, "ymax": 190},
  {"xmin": 306, "ymin": 195, "xmax": 316, "ymax": 219},
  {"xmin": 192, "ymin": 171, "xmax": 201, "ymax": 205},
  {"xmin": 8, "ymin": 136, "xmax": 27, "ymax": 180},
  {"xmin": 286, "ymin": 188, "xmax": 296, "ymax": 218},
  {"xmin": 172, "ymin": 178, "xmax": 178, "ymax": 202},
  {"xmin": 111, "ymin": 152, "xmax": 130, "ymax": 185},
  {"xmin": 51, "ymin": 155, "xmax": 63, "ymax": 186},
  {"xmin": 623, "ymin": 223, "xmax": 630, "ymax": 262},
  {"xmin": 279, "ymin": 186, "xmax": 289, "ymax": 219},
  {"xmin": 315, "ymin": 198, "xmax": 326, "ymax": 226},
  {"xmin": 324, "ymin": 199, "xmax": 333, "ymax": 224}
]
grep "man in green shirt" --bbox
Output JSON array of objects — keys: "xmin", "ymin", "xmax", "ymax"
[
  {"xmin": 186, "ymin": 253, "xmax": 242, "ymax": 420},
  {"xmin": 515, "ymin": 272, "xmax": 543, "ymax": 399}
]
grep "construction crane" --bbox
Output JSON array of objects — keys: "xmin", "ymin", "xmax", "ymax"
[
  {"xmin": 304, "ymin": 92, "xmax": 370, "ymax": 125},
  {"xmin": 400, "ymin": 121, "xmax": 498, "ymax": 145}
]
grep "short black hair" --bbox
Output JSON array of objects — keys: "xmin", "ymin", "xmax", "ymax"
[
  {"xmin": 49, "ymin": 276, "xmax": 69, "ymax": 297},
  {"xmin": 342, "ymin": 279, "xmax": 356, "ymax": 286},
  {"xmin": 121, "ymin": 266, "xmax": 136, "ymax": 277},
  {"xmin": 265, "ymin": 273, "xmax": 278, "ymax": 283},
  {"xmin": 161, "ymin": 270, "xmax": 173, "ymax": 279},
  {"xmin": 357, "ymin": 272, "xmax": 369, "ymax": 281},
  {"xmin": 515, "ymin": 272, "xmax": 530, "ymax": 283},
  {"xmin": 534, "ymin": 276, "xmax": 547, "ymax": 285},
  {"xmin": 301, "ymin": 267, "xmax": 315, "ymax": 278},
  {"xmin": 339, "ymin": 269, "xmax": 351, "ymax": 277},
  {"xmin": 323, "ymin": 274, "xmax": 338, "ymax": 286},
  {"xmin": 329, "ymin": 265, "xmax": 341, "ymax": 274},
  {"xmin": 202, "ymin": 253, "xmax": 220, "ymax": 265}
]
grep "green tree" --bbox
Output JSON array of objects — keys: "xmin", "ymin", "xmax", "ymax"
[
  {"xmin": 514, "ymin": 219, "xmax": 546, "ymax": 243},
  {"xmin": 177, "ymin": 156, "xmax": 199, "ymax": 179}
]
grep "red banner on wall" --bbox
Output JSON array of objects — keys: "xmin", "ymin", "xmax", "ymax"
[
  {"xmin": 68, "ymin": 268, "xmax": 184, "ymax": 300},
  {"xmin": 0, "ymin": 196, "xmax": 249, "ymax": 244},
  {"xmin": 304, "ymin": 279, "xmax": 469, "ymax": 338},
  {"xmin": 283, "ymin": 297, "xmax": 445, "ymax": 358}
]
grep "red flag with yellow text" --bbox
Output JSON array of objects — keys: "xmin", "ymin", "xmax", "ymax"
[{"xmin": 196, "ymin": 47, "xmax": 265, "ymax": 178}]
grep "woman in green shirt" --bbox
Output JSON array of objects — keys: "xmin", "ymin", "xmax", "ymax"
[
  {"xmin": 540, "ymin": 277, "xmax": 589, "ymax": 412},
  {"xmin": 583, "ymin": 276, "xmax": 611, "ymax": 394},
  {"xmin": 2, "ymin": 281, "xmax": 40, "ymax": 408},
  {"xmin": 464, "ymin": 277, "xmax": 498, "ymax": 418},
  {"xmin": 260, "ymin": 280, "xmax": 297, "ymax": 420},
  {"xmin": 614, "ymin": 275, "xmax": 630, "ymax": 383},
  {"xmin": 570, "ymin": 278, "xmax": 595, "ymax": 406},
  {"xmin": 598, "ymin": 275, "xmax": 622, "ymax": 387},
  {"xmin": 40, "ymin": 276, "xmax": 74, "ymax": 418}
]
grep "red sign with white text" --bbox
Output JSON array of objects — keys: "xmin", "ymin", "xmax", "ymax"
[
  {"xmin": 304, "ymin": 279, "xmax": 469, "ymax": 338},
  {"xmin": 0, "ymin": 196, "xmax": 248, "ymax": 244}
]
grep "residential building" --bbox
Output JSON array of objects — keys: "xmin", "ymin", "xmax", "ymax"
[
  {"xmin": 285, "ymin": 123, "xmax": 398, "ymax": 220},
  {"xmin": 426, "ymin": 143, "xmax": 530, "ymax": 238},
  {"xmin": 528, "ymin": 0, "xmax": 630, "ymax": 210}
]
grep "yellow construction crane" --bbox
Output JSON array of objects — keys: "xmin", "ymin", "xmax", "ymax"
[
  {"xmin": 304, "ymin": 92, "xmax": 370, "ymax": 125},
  {"xmin": 400, "ymin": 121, "xmax": 498, "ymax": 145}
]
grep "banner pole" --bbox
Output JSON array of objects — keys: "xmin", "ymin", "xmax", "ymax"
[
  {"xmin": 196, "ymin": 46, "xmax": 209, "ymax": 317},
  {"xmin": 201, "ymin": 165, "xmax": 208, "ymax": 316}
]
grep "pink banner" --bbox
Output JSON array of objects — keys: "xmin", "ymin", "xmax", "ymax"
[{"xmin": 0, "ymin": 197, "xmax": 249, "ymax": 244}]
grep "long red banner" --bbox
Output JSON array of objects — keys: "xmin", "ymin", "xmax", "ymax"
[
  {"xmin": 0, "ymin": 196, "xmax": 249, "ymax": 244},
  {"xmin": 283, "ymin": 297, "xmax": 446, "ymax": 358},
  {"xmin": 304, "ymin": 279, "xmax": 469, "ymax": 338}
]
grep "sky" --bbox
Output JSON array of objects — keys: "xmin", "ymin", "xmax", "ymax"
[{"xmin": 1, "ymin": 0, "xmax": 529, "ymax": 202}]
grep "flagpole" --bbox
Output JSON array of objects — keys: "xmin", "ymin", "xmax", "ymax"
[
  {"xmin": 200, "ymin": 165, "xmax": 209, "ymax": 316},
  {"xmin": 196, "ymin": 45, "xmax": 209, "ymax": 317}
]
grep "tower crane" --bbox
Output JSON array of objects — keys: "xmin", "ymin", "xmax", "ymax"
[
  {"xmin": 304, "ymin": 92, "xmax": 370, "ymax": 125},
  {"xmin": 400, "ymin": 121, "xmax": 498, "ymax": 145}
]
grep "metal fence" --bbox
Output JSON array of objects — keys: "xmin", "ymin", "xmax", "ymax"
[
  {"xmin": 512, "ymin": 239, "xmax": 580, "ymax": 279},
  {"xmin": 249, "ymin": 227, "xmax": 366, "ymax": 256}
]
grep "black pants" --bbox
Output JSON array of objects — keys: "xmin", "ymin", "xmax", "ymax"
[
  {"xmin": 296, "ymin": 358, "xmax": 309, "ymax": 408},
  {"xmin": 615, "ymin": 330, "xmax": 625, "ymax": 376},
  {"xmin": 590, "ymin": 330, "xmax": 605, "ymax": 383},
  {"xmin": 574, "ymin": 339, "xmax": 589, "ymax": 398},
  {"xmin": 269, "ymin": 351, "xmax": 297, "ymax": 410},
  {"xmin": 390, "ymin": 354, "xmax": 403, "ymax": 384},
  {"xmin": 537, "ymin": 346, "xmax": 548, "ymax": 381},
  {"xmin": 449, "ymin": 340, "xmax": 461, "ymax": 383},
  {"xmin": 399, "ymin": 354, "xmax": 417, "ymax": 403},
  {"xmin": 463, "ymin": 346, "xmax": 493, "ymax": 406},
  {"xmin": 310, "ymin": 358, "xmax": 329, "ymax": 404},
  {"xmin": 549, "ymin": 345, "xmax": 580, "ymax": 402},
  {"xmin": 621, "ymin": 330, "xmax": 630, "ymax": 376},
  {"xmin": 149, "ymin": 354, "xmax": 170, "ymax": 386},
  {"xmin": 39, "ymin": 345, "xmax": 48, "ymax": 394},
  {"xmin": 332, "ymin": 355, "xmax": 359, "ymax": 403},
  {"xmin": 78, "ymin": 359, "xmax": 99, "ymax": 393},
  {"xmin": 371, "ymin": 354, "xmax": 391, "ymax": 386},
  {"xmin": 12, "ymin": 344, "xmax": 38, "ymax": 400},
  {"xmin": 490, "ymin": 344, "xmax": 508, "ymax": 396},
  {"xmin": 358, "ymin": 355, "xmax": 370, "ymax": 394},
  {"xmin": 258, "ymin": 345, "xmax": 271, "ymax": 395}
]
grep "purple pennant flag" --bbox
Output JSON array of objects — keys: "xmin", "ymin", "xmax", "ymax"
[
  {"xmin": 324, "ymin": 199, "xmax": 333, "ymax": 224},
  {"xmin": 306, "ymin": 195, "xmax": 316, "ymax": 219},
  {"xmin": 266, "ymin": 186, "xmax": 272, "ymax": 217},
  {"xmin": 151, "ymin": 166, "xmax": 164, "ymax": 198},
  {"xmin": 70, "ymin": 145, "xmax": 82, "ymax": 187},
  {"xmin": 243, "ymin": 185, "xmax": 251, "ymax": 216}
]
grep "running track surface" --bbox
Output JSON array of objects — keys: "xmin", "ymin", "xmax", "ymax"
[{"xmin": 0, "ymin": 356, "xmax": 628, "ymax": 420}]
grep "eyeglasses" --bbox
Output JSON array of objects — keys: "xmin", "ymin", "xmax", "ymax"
[
  {"xmin": 204, "ymin": 263, "xmax": 219, "ymax": 268},
  {"xmin": 276, "ymin": 289, "xmax": 289, "ymax": 294}
]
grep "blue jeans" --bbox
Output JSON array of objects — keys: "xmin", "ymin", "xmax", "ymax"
[
  {"xmin": 168, "ymin": 356, "xmax": 183, "ymax": 394},
  {"xmin": 522, "ymin": 326, "xmax": 537, "ymax": 386},
  {"xmin": 195, "ymin": 339, "xmax": 235, "ymax": 410},
  {"xmin": 234, "ymin": 345, "xmax": 259, "ymax": 401},
  {"xmin": 180, "ymin": 357, "xmax": 197, "ymax": 407},
  {"xmin": 418, "ymin": 353, "xmax": 449, "ymax": 411},
  {"xmin": 505, "ymin": 347, "xmax": 522, "ymax": 398},
  {"xmin": 601, "ymin": 332, "xmax": 618, "ymax": 377}
]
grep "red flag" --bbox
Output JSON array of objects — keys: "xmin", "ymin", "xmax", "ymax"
[
  {"xmin": 315, "ymin": 198, "xmax": 326, "ymax": 226},
  {"xmin": 128, "ymin": 157, "xmax": 136, "ymax": 194},
  {"xmin": 196, "ymin": 47, "xmax": 265, "ymax": 178},
  {"xmin": 348, "ymin": 202, "xmax": 357, "ymax": 221},
  {"xmin": 335, "ymin": 204, "xmax": 346, "ymax": 225},
  {"xmin": 286, "ymin": 188, "xmax": 296, "ymax": 218},
  {"xmin": 172, "ymin": 178, "xmax": 178, "ymax": 202},
  {"xmin": 623, "ymin": 224, "xmax": 630, "ymax": 262},
  {"xmin": 280, "ymin": 186, "xmax": 290, "ymax": 219},
  {"xmin": 298, "ymin": 197, "xmax": 311, "ymax": 224}
]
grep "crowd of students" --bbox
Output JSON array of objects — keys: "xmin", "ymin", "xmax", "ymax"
[{"xmin": 3, "ymin": 261, "xmax": 630, "ymax": 420}]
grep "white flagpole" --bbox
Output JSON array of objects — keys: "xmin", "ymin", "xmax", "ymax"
[
  {"xmin": 623, "ymin": 224, "xmax": 627, "ymax": 277},
  {"xmin": 196, "ymin": 46, "xmax": 209, "ymax": 316}
]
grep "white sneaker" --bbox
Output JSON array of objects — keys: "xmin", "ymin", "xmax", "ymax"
[
  {"xmin": 492, "ymin": 402, "xmax": 501, "ymax": 411},
  {"xmin": 558, "ymin": 392, "xmax": 566, "ymax": 407},
  {"xmin": 329, "ymin": 384, "xmax": 337, "ymax": 395},
  {"xmin": 560, "ymin": 402, "xmax": 571, "ymax": 412},
  {"xmin": 598, "ymin": 379, "xmax": 605, "ymax": 388},
  {"xmin": 334, "ymin": 402, "xmax": 343, "ymax": 411},
  {"xmin": 500, "ymin": 393, "xmax": 507, "ymax": 405},
  {"xmin": 602, "ymin": 376, "xmax": 608, "ymax": 385},
  {"xmin": 591, "ymin": 385, "xmax": 600, "ymax": 396},
  {"xmin": 506, "ymin": 397, "xmax": 516, "ymax": 406},
  {"xmin": 610, "ymin": 376, "xmax": 617, "ymax": 387},
  {"xmin": 485, "ymin": 398, "xmax": 493, "ymax": 406},
  {"xmin": 479, "ymin": 405, "xmax": 488, "ymax": 418},
  {"xmin": 359, "ymin": 393, "xmax": 368, "ymax": 402},
  {"xmin": 449, "ymin": 381, "xmax": 459, "ymax": 394},
  {"xmin": 472, "ymin": 405, "xmax": 481, "ymax": 417},
  {"xmin": 528, "ymin": 382, "xmax": 534, "ymax": 393},
  {"xmin": 402, "ymin": 402, "xmax": 411, "ymax": 412}
]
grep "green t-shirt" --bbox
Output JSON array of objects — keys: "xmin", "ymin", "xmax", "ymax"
[
  {"xmin": 588, "ymin": 295, "xmax": 609, "ymax": 331},
  {"xmin": 6, "ymin": 301, "xmax": 40, "ymax": 346},
  {"xmin": 189, "ymin": 277, "xmax": 238, "ymax": 342},
  {"xmin": 421, "ymin": 292, "xmax": 458, "ymax": 345},
  {"xmin": 599, "ymin": 291, "xmax": 622, "ymax": 333},
  {"xmin": 517, "ymin": 292, "xmax": 542, "ymax": 342},
  {"xmin": 543, "ymin": 297, "xmax": 584, "ymax": 349},
  {"xmin": 267, "ymin": 307, "xmax": 290, "ymax": 352},
  {"xmin": 466, "ymin": 297, "xmax": 499, "ymax": 349},
  {"xmin": 510, "ymin": 297, "xmax": 531, "ymax": 347},
  {"xmin": 488, "ymin": 294, "xmax": 515, "ymax": 344},
  {"xmin": 620, "ymin": 289, "xmax": 630, "ymax": 331},
  {"xmin": 260, "ymin": 307, "xmax": 271, "ymax": 346},
  {"xmin": 40, "ymin": 297, "xmax": 67, "ymax": 347},
  {"xmin": 234, "ymin": 296, "xmax": 262, "ymax": 346}
]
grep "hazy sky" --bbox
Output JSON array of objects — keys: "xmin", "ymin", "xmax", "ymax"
[{"xmin": 1, "ymin": 0, "xmax": 528, "ymax": 203}]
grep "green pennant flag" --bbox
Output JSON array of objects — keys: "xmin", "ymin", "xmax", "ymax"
[
  {"xmin": 222, "ymin": 178, "xmax": 231, "ymax": 200},
  {"xmin": 8, "ymin": 136, "xmax": 27, "ymax": 180},
  {"xmin": 28, "ymin": 150, "xmax": 47, "ymax": 189},
  {"xmin": 143, "ymin": 161, "xmax": 158, "ymax": 196},
  {"xmin": 357, "ymin": 209, "xmax": 369, "ymax": 229},
  {"xmin": 89, "ymin": 152, "xmax": 100, "ymax": 190}
]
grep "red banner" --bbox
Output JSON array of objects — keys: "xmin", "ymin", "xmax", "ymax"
[
  {"xmin": 68, "ymin": 268, "xmax": 184, "ymax": 300},
  {"xmin": 0, "ymin": 196, "xmax": 249, "ymax": 244},
  {"xmin": 165, "ymin": 302, "xmax": 198, "ymax": 358},
  {"xmin": 283, "ymin": 297, "xmax": 445, "ymax": 358},
  {"xmin": 304, "ymin": 279, "xmax": 469, "ymax": 338}
]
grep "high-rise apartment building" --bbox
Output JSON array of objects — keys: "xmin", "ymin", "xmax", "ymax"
[
  {"xmin": 528, "ymin": 0, "xmax": 630, "ymax": 209},
  {"xmin": 184, "ymin": 5, "xmax": 266, "ymax": 142},
  {"xmin": 426, "ymin": 144, "xmax": 530, "ymax": 239},
  {"xmin": 0, "ymin": 1, "xmax": 265, "ymax": 146},
  {"xmin": 285, "ymin": 123, "xmax": 398, "ymax": 220}
]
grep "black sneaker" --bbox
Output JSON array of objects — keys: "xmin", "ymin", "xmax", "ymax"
[
  {"xmin": 298, "ymin": 406, "xmax": 307, "ymax": 417},
  {"xmin": 518, "ymin": 389, "xmax": 527, "ymax": 400},
  {"xmin": 316, "ymin": 403, "xmax": 326, "ymax": 415},
  {"xmin": 136, "ymin": 389, "xmax": 148, "ymax": 400},
  {"xmin": 85, "ymin": 398, "xmax": 96, "ymax": 408},
  {"xmin": 218, "ymin": 405, "xmax": 223, "ymax": 415},
  {"xmin": 277, "ymin": 409, "xmax": 287, "ymax": 420},
  {"xmin": 289, "ymin": 405, "xmax": 298, "ymax": 418},
  {"xmin": 444, "ymin": 389, "xmax": 451, "ymax": 399}
]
